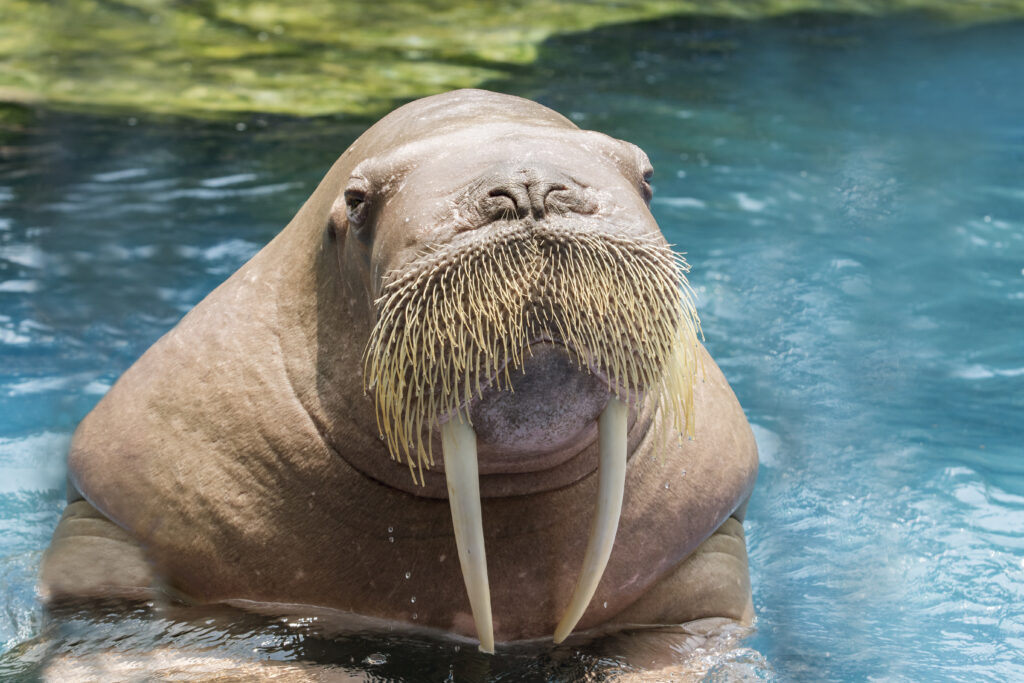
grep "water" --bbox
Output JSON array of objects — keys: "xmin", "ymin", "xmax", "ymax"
[{"xmin": 2, "ymin": 13, "xmax": 1023, "ymax": 681}]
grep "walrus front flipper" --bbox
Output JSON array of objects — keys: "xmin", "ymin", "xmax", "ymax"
[
  {"xmin": 38, "ymin": 500, "xmax": 157, "ymax": 607},
  {"xmin": 579, "ymin": 518, "xmax": 754, "ymax": 677},
  {"xmin": 610, "ymin": 516, "xmax": 753, "ymax": 628}
]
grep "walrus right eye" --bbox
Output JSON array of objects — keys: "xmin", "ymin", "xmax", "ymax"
[{"xmin": 344, "ymin": 188, "xmax": 370, "ymax": 231}]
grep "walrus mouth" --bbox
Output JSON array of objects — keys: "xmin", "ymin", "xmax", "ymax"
[{"xmin": 364, "ymin": 222, "xmax": 701, "ymax": 651}]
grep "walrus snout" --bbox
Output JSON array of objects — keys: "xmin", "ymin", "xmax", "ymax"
[{"xmin": 469, "ymin": 163, "xmax": 598, "ymax": 227}]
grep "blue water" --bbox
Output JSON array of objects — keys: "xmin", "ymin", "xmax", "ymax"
[{"xmin": 2, "ymin": 13, "xmax": 1023, "ymax": 681}]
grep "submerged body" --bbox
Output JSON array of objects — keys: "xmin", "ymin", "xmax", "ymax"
[{"xmin": 40, "ymin": 90, "xmax": 757, "ymax": 650}]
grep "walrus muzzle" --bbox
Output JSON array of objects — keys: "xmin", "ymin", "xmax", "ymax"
[{"xmin": 364, "ymin": 220, "xmax": 701, "ymax": 651}]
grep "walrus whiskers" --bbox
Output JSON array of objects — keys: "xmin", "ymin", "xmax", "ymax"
[{"xmin": 365, "ymin": 227, "xmax": 701, "ymax": 477}]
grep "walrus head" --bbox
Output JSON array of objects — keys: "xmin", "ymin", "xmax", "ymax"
[{"xmin": 325, "ymin": 90, "xmax": 701, "ymax": 651}]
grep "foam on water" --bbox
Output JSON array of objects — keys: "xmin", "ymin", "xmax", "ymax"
[{"xmin": 1, "ymin": 13, "xmax": 1022, "ymax": 681}]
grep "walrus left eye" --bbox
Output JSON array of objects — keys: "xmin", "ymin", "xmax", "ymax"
[{"xmin": 640, "ymin": 167, "xmax": 654, "ymax": 203}]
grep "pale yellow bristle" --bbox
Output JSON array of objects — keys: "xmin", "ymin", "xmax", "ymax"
[{"xmin": 364, "ymin": 227, "xmax": 702, "ymax": 482}]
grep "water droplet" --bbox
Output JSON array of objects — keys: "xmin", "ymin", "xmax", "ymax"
[
  {"xmin": 388, "ymin": 536, "xmax": 394, "ymax": 543},
  {"xmin": 388, "ymin": 526, "xmax": 394, "ymax": 533},
  {"xmin": 364, "ymin": 653, "xmax": 388, "ymax": 666},
  {"xmin": 664, "ymin": 482, "xmax": 670, "ymax": 489},
  {"xmin": 405, "ymin": 572, "xmax": 411, "ymax": 579},
  {"xmin": 603, "ymin": 601, "xmax": 607, "ymax": 608},
  {"xmin": 410, "ymin": 596, "xmax": 416, "ymax": 603}
]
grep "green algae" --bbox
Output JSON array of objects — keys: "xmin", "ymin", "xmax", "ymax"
[{"xmin": 2, "ymin": 0, "xmax": 1023, "ymax": 119}]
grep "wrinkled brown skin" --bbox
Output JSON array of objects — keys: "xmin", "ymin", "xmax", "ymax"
[{"xmin": 39, "ymin": 90, "xmax": 758, "ymax": 647}]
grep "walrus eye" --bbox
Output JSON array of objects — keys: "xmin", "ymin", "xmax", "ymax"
[
  {"xmin": 344, "ymin": 188, "xmax": 370, "ymax": 231},
  {"xmin": 640, "ymin": 167, "xmax": 654, "ymax": 203}
]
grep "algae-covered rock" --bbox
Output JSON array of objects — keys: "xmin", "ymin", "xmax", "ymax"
[{"xmin": 1, "ymin": 0, "xmax": 1023, "ymax": 119}]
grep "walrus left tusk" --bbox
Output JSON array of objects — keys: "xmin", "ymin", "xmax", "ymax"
[
  {"xmin": 553, "ymin": 396, "xmax": 628, "ymax": 643},
  {"xmin": 441, "ymin": 412, "xmax": 495, "ymax": 654}
]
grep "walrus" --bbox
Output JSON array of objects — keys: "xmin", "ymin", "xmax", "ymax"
[{"xmin": 39, "ymin": 89, "xmax": 758, "ymax": 654}]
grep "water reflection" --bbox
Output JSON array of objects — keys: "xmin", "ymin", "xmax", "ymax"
[{"xmin": 3, "ymin": 602, "xmax": 759, "ymax": 681}]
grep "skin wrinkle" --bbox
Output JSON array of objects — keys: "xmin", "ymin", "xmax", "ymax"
[{"xmin": 270, "ymin": 286, "xmax": 336, "ymax": 465}]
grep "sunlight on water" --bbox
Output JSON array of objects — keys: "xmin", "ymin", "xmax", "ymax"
[{"xmin": 2, "ymin": 12, "xmax": 1022, "ymax": 681}]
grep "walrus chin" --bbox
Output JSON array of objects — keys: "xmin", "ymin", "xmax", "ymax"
[{"xmin": 363, "ymin": 219, "xmax": 702, "ymax": 652}]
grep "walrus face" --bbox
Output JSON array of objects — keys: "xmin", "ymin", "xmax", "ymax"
[{"xmin": 328, "ymin": 110, "xmax": 701, "ymax": 651}]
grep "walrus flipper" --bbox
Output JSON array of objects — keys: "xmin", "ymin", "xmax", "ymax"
[
  {"xmin": 610, "ymin": 516, "xmax": 753, "ymax": 628},
  {"xmin": 38, "ymin": 499, "xmax": 157, "ymax": 607}
]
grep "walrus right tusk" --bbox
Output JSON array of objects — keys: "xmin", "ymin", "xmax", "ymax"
[{"xmin": 441, "ymin": 412, "xmax": 495, "ymax": 653}]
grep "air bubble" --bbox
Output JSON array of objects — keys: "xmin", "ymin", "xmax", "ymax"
[
  {"xmin": 410, "ymin": 596, "xmax": 416, "ymax": 603},
  {"xmin": 405, "ymin": 572, "xmax": 411, "ymax": 579},
  {"xmin": 388, "ymin": 536, "xmax": 394, "ymax": 543}
]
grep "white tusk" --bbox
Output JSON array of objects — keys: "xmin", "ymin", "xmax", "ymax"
[
  {"xmin": 441, "ymin": 413, "xmax": 495, "ymax": 654},
  {"xmin": 553, "ymin": 396, "xmax": 628, "ymax": 643}
]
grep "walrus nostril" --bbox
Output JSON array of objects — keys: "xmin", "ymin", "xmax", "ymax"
[
  {"xmin": 480, "ymin": 177, "xmax": 588, "ymax": 223},
  {"xmin": 486, "ymin": 187, "xmax": 530, "ymax": 221},
  {"xmin": 528, "ymin": 182, "xmax": 569, "ymax": 218}
]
